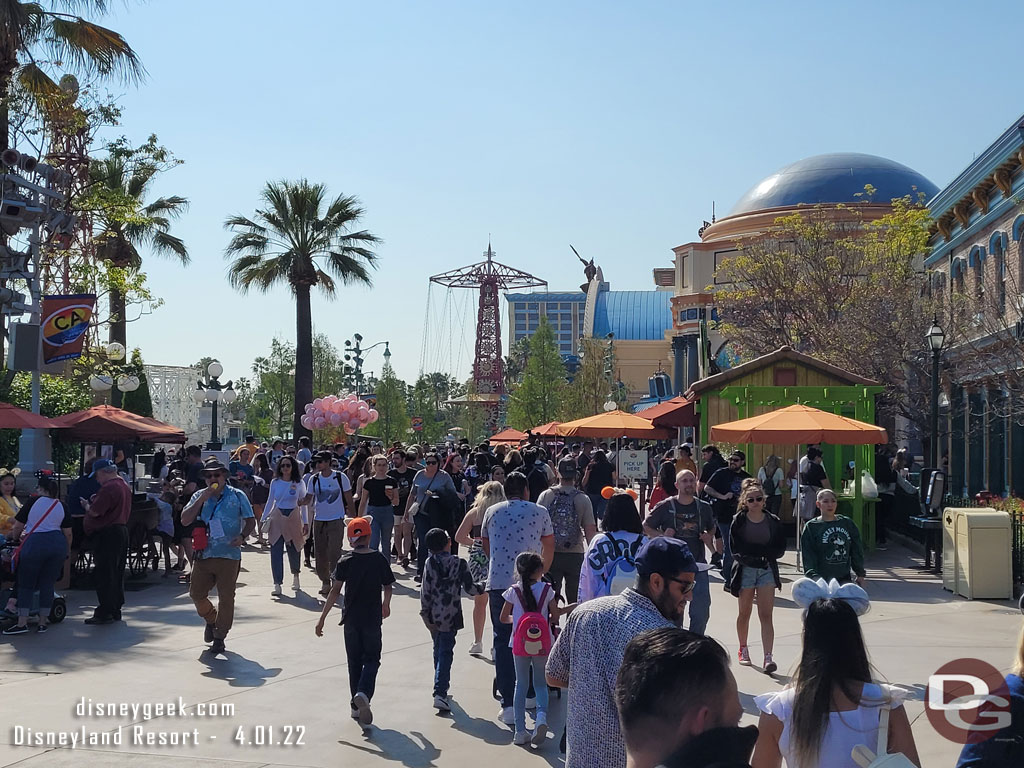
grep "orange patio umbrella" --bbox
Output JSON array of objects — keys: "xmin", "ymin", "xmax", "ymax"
[
  {"xmin": 557, "ymin": 410, "xmax": 674, "ymax": 439},
  {"xmin": 709, "ymin": 404, "xmax": 887, "ymax": 445},
  {"xmin": 489, "ymin": 427, "xmax": 527, "ymax": 445},
  {"xmin": 529, "ymin": 421, "xmax": 562, "ymax": 437}
]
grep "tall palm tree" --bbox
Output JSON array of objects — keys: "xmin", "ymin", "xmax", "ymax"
[
  {"xmin": 224, "ymin": 180, "xmax": 380, "ymax": 439},
  {"xmin": 0, "ymin": 1, "xmax": 143, "ymax": 149},
  {"xmin": 91, "ymin": 156, "xmax": 188, "ymax": 402}
]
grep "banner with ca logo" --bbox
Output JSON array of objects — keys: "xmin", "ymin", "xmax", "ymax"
[{"xmin": 41, "ymin": 294, "xmax": 95, "ymax": 364}]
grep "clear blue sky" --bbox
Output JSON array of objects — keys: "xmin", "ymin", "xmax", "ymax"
[{"xmin": 96, "ymin": 0, "xmax": 1023, "ymax": 385}]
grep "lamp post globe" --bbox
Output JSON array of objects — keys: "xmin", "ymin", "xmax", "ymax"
[{"xmin": 208, "ymin": 361, "xmax": 224, "ymax": 379}]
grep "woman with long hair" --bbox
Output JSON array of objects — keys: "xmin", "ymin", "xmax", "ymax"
[
  {"xmin": 757, "ymin": 455, "xmax": 783, "ymax": 517},
  {"xmin": 503, "ymin": 449, "xmax": 524, "ymax": 475},
  {"xmin": 264, "ymin": 456, "xmax": 309, "ymax": 596},
  {"xmin": 728, "ymin": 481, "xmax": 786, "ymax": 673},
  {"xmin": 578, "ymin": 490, "xmax": 645, "ymax": 602},
  {"xmin": 490, "ymin": 465, "xmax": 506, "ymax": 485},
  {"xmin": 647, "ymin": 460, "xmax": 677, "ymax": 510},
  {"xmin": 455, "ymin": 479, "xmax": 507, "ymax": 655},
  {"xmin": 250, "ymin": 453, "xmax": 273, "ymax": 546},
  {"xmin": 752, "ymin": 580, "xmax": 920, "ymax": 768}
]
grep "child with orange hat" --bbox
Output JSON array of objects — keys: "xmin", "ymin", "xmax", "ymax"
[{"xmin": 315, "ymin": 517, "xmax": 395, "ymax": 728}]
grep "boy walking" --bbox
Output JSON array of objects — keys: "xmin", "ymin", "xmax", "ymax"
[
  {"xmin": 316, "ymin": 517, "xmax": 395, "ymax": 727},
  {"xmin": 419, "ymin": 528, "xmax": 485, "ymax": 712}
]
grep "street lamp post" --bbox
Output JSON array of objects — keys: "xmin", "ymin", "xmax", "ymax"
[
  {"xmin": 926, "ymin": 317, "xmax": 945, "ymax": 468},
  {"xmin": 344, "ymin": 335, "xmax": 391, "ymax": 440},
  {"xmin": 89, "ymin": 342, "xmax": 141, "ymax": 402},
  {"xmin": 194, "ymin": 361, "xmax": 237, "ymax": 451}
]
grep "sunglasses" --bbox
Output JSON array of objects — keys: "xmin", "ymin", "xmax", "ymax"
[
  {"xmin": 425, "ymin": 460, "xmax": 438, "ymax": 465},
  {"xmin": 666, "ymin": 576, "xmax": 697, "ymax": 594},
  {"xmin": 748, "ymin": 495, "xmax": 764, "ymax": 502}
]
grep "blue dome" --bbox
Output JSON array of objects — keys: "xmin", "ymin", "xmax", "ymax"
[{"xmin": 729, "ymin": 153, "xmax": 938, "ymax": 215}]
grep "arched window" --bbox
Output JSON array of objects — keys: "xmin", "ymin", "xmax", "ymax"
[
  {"xmin": 968, "ymin": 245, "xmax": 986, "ymax": 312},
  {"xmin": 990, "ymin": 232, "xmax": 1007, "ymax": 316},
  {"xmin": 951, "ymin": 255, "xmax": 966, "ymax": 294}
]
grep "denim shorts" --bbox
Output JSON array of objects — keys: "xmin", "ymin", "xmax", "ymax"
[{"xmin": 740, "ymin": 565, "xmax": 774, "ymax": 590}]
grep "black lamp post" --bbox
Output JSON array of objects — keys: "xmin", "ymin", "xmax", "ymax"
[
  {"xmin": 194, "ymin": 361, "xmax": 236, "ymax": 451},
  {"xmin": 926, "ymin": 317, "xmax": 945, "ymax": 468},
  {"xmin": 343, "ymin": 334, "xmax": 391, "ymax": 438}
]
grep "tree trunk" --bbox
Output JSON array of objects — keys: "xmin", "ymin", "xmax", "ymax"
[
  {"xmin": 293, "ymin": 284, "xmax": 313, "ymax": 440},
  {"xmin": 109, "ymin": 284, "xmax": 127, "ymax": 408}
]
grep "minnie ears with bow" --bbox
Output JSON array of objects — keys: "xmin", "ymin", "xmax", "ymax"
[
  {"xmin": 791, "ymin": 577, "xmax": 871, "ymax": 616},
  {"xmin": 0, "ymin": 467, "xmax": 21, "ymax": 478}
]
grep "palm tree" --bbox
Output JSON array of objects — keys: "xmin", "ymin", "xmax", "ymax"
[
  {"xmin": 91, "ymin": 156, "xmax": 188, "ymax": 403},
  {"xmin": 0, "ymin": 1, "xmax": 143, "ymax": 149},
  {"xmin": 224, "ymin": 180, "xmax": 381, "ymax": 439}
]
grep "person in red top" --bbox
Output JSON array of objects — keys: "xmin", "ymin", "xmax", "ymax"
[{"xmin": 81, "ymin": 458, "xmax": 132, "ymax": 625}]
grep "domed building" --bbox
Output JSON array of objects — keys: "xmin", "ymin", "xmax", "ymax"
[{"xmin": 656, "ymin": 152, "xmax": 939, "ymax": 393}]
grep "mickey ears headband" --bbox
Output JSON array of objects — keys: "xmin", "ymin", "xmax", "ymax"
[
  {"xmin": 601, "ymin": 485, "xmax": 638, "ymax": 501},
  {"xmin": 0, "ymin": 467, "xmax": 21, "ymax": 478},
  {"xmin": 791, "ymin": 577, "xmax": 870, "ymax": 616}
]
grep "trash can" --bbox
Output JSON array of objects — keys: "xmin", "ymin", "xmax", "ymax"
[
  {"xmin": 942, "ymin": 507, "xmax": 965, "ymax": 592},
  {"xmin": 954, "ymin": 509, "xmax": 1012, "ymax": 600}
]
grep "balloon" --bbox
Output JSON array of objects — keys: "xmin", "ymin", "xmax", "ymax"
[
  {"xmin": 314, "ymin": 416, "xmax": 327, "ymax": 429},
  {"xmin": 329, "ymin": 412, "xmax": 342, "ymax": 426},
  {"xmin": 368, "ymin": 409, "xmax": 379, "ymax": 424},
  {"xmin": 343, "ymin": 425, "xmax": 356, "ymax": 435},
  {"xmin": 304, "ymin": 403, "xmax": 315, "ymax": 414},
  {"xmin": 300, "ymin": 415, "xmax": 312, "ymax": 429},
  {"xmin": 332, "ymin": 400, "xmax": 346, "ymax": 414},
  {"xmin": 323, "ymin": 395, "xmax": 336, "ymax": 406},
  {"xmin": 348, "ymin": 417, "xmax": 361, "ymax": 431},
  {"xmin": 314, "ymin": 398, "xmax": 324, "ymax": 409}
]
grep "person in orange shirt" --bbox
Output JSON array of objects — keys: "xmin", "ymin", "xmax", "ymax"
[{"xmin": 674, "ymin": 445, "xmax": 697, "ymax": 476}]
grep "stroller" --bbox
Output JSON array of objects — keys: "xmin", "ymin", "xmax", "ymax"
[{"xmin": 0, "ymin": 540, "xmax": 68, "ymax": 625}]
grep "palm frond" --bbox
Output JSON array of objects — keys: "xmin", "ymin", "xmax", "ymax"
[
  {"xmin": 143, "ymin": 195, "xmax": 188, "ymax": 218},
  {"xmin": 314, "ymin": 268, "xmax": 336, "ymax": 297},
  {"xmin": 17, "ymin": 62, "xmax": 62, "ymax": 102},
  {"xmin": 46, "ymin": 17, "xmax": 144, "ymax": 82},
  {"xmin": 148, "ymin": 230, "xmax": 188, "ymax": 263},
  {"xmin": 323, "ymin": 251, "xmax": 374, "ymax": 287}
]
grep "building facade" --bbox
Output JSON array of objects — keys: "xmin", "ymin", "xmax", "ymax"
[
  {"xmin": 924, "ymin": 113, "xmax": 1024, "ymax": 497},
  {"xmin": 665, "ymin": 153, "xmax": 939, "ymax": 395}
]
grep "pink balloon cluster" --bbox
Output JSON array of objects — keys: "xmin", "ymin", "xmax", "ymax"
[{"xmin": 300, "ymin": 394, "xmax": 378, "ymax": 435}]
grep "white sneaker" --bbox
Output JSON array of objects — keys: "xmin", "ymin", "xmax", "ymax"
[
  {"xmin": 292, "ymin": 574, "xmax": 301, "ymax": 591},
  {"xmin": 352, "ymin": 692, "xmax": 373, "ymax": 725},
  {"xmin": 433, "ymin": 695, "xmax": 451, "ymax": 712},
  {"xmin": 272, "ymin": 584, "xmax": 282, "ymax": 596},
  {"xmin": 498, "ymin": 707, "xmax": 515, "ymax": 725},
  {"xmin": 525, "ymin": 697, "xmax": 536, "ymax": 709},
  {"xmin": 513, "ymin": 730, "xmax": 531, "ymax": 745},
  {"xmin": 468, "ymin": 641, "xmax": 482, "ymax": 655}
]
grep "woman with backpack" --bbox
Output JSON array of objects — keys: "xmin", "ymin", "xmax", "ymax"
[
  {"xmin": 752, "ymin": 578, "xmax": 920, "ymax": 768},
  {"xmin": 757, "ymin": 455, "xmax": 784, "ymax": 517},
  {"xmin": 578, "ymin": 490, "xmax": 646, "ymax": 602},
  {"xmin": 581, "ymin": 450, "xmax": 616, "ymax": 521},
  {"xmin": 728, "ymin": 480, "xmax": 786, "ymax": 674},
  {"xmin": 500, "ymin": 551, "xmax": 563, "ymax": 747}
]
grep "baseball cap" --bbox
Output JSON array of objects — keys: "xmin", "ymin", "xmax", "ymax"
[
  {"xmin": 89, "ymin": 458, "xmax": 117, "ymax": 477},
  {"xmin": 314, "ymin": 451, "xmax": 333, "ymax": 463},
  {"xmin": 557, "ymin": 458, "xmax": 578, "ymax": 478},
  {"xmin": 635, "ymin": 537, "xmax": 711, "ymax": 576},
  {"xmin": 347, "ymin": 517, "xmax": 372, "ymax": 540}
]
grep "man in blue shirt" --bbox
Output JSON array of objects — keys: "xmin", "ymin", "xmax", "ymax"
[{"xmin": 182, "ymin": 458, "xmax": 255, "ymax": 655}]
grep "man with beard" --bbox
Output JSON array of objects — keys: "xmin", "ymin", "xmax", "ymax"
[{"xmin": 546, "ymin": 538, "xmax": 711, "ymax": 768}]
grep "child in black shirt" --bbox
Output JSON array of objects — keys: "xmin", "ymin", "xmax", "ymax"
[{"xmin": 316, "ymin": 516, "xmax": 395, "ymax": 727}]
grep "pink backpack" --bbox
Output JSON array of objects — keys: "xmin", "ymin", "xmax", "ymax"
[{"xmin": 511, "ymin": 583, "xmax": 553, "ymax": 657}]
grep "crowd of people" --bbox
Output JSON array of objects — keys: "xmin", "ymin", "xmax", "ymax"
[{"xmin": 4, "ymin": 433, "xmax": 1024, "ymax": 768}]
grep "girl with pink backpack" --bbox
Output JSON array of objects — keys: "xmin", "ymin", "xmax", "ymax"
[{"xmin": 500, "ymin": 551, "xmax": 563, "ymax": 748}]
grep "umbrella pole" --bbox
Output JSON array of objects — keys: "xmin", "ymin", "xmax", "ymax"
[{"xmin": 795, "ymin": 447, "xmax": 802, "ymax": 571}]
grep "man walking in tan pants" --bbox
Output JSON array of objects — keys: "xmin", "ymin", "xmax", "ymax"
[
  {"xmin": 307, "ymin": 451, "xmax": 352, "ymax": 596},
  {"xmin": 182, "ymin": 458, "xmax": 256, "ymax": 655}
]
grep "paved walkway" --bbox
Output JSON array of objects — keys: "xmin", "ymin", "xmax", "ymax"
[{"xmin": 0, "ymin": 543, "xmax": 1019, "ymax": 768}]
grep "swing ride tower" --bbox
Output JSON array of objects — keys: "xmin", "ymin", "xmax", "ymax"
[{"xmin": 428, "ymin": 243, "xmax": 545, "ymax": 432}]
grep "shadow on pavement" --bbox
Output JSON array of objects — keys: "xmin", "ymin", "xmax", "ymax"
[
  {"xmin": 198, "ymin": 649, "xmax": 282, "ymax": 687},
  {"xmin": 339, "ymin": 728, "xmax": 441, "ymax": 767}
]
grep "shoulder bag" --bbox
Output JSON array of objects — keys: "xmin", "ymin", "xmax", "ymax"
[{"xmin": 406, "ymin": 472, "xmax": 439, "ymax": 523}]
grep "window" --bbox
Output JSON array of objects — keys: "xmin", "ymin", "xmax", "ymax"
[
  {"xmin": 774, "ymin": 368, "xmax": 797, "ymax": 386},
  {"xmin": 713, "ymin": 250, "xmax": 738, "ymax": 285},
  {"xmin": 680, "ymin": 254, "xmax": 690, "ymax": 289}
]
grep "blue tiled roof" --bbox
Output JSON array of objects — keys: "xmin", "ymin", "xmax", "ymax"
[
  {"xmin": 730, "ymin": 153, "xmax": 938, "ymax": 215},
  {"xmin": 593, "ymin": 291, "xmax": 672, "ymax": 341}
]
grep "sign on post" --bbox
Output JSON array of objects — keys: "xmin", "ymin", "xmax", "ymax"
[{"xmin": 617, "ymin": 449, "xmax": 649, "ymax": 485}]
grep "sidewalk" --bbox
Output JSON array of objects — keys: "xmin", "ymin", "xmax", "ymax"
[{"xmin": 0, "ymin": 542, "xmax": 1019, "ymax": 767}]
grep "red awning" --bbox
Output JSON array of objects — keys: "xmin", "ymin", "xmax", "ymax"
[
  {"xmin": 50, "ymin": 405, "xmax": 186, "ymax": 443},
  {"xmin": 638, "ymin": 397, "xmax": 698, "ymax": 428},
  {"xmin": 0, "ymin": 401, "xmax": 60, "ymax": 430}
]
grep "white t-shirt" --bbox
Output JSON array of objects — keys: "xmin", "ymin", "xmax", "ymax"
[
  {"xmin": 501, "ymin": 581, "xmax": 555, "ymax": 647},
  {"xmin": 758, "ymin": 467, "xmax": 785, "ymax": 496},
  {"xmin": 754, "ymin": 683, "xmax": 905, "ymax": 768},
  {"xmin": 306, "ymin": 471, "xmax": 351, "ymax": 521},
  {"xmin": 296, "ymin": 447, "xmax": 312, "ymax": 465},
  {"xmin": 268, "ymin": 478, "xmax": 306, "ymax": 512}
]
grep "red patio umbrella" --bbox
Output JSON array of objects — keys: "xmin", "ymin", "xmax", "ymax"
[
  {"xmin": 0, "ymin": 401, "xmax": 59, "ymax": 429},
  {"xmin": 638, "ymin": 396, "xmax": 698, "ymax": 428},
  {"xmin": 50, "ymin": 405, "xmax": 186, "ymax": 443}
]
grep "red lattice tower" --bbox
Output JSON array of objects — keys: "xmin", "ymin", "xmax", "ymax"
[{"xmin": 429, "ymin": 243, "xmax": 545, "ymax": 431}]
